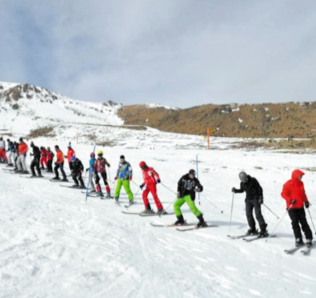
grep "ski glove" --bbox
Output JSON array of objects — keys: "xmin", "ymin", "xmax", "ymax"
[
  {"xmin": 305, "ymin": 201, "xmax": 310, "ymax": 208},
  {"xmin": 177, "ymin": 191, "xmax": 181, "ymax": 198},
  {"xmin": 114, "ymin": 176, "xmax": 118, "ymax": 181},
  {"xmin": 290, "ymin": 199, "xmax": 297, "ymax": 205},
  {"xmin": 157, "ymin": 179, "xmax": 161, "ymax": 184},
  {"xmin": 232, "ymin": 187, "xmax": 237, "ymax": 193},
  {"xmin": 129, "ymin": 176, "xmax": 132, "ymax": 181},
  {"xmin": 258, "ymin": 197, "xmax": 263, "ymax": 205},
  {"xmin": 140, "ymin": 184, "xmax": 145, "ymax": 190}
]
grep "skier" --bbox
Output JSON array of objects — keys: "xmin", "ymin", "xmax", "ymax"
[
  {"xmin": 95, "ymin": 150, "xmax": 111, "ymax": 198},
  {"xmin": 30, "ymin": 142, "xmax": 42, "ymax": 177},
  {"xmin": 173, "ymin": 169, "xmax": 207, "ymax": 227},
  {"xmin": 40, "ymin": 146, "xmax": 48, "ymax": 169},
  {"xmin": 65, "ymin": 144, "xmax": 75, "ymax": 171},
  {"xmin": 46, "ymin": 147, "xmax": 54, "ymax": 172},
  {"xmin": 281, "ymin": 169, "xmax": 313, "ymax": 247},
  {"xmin": 71, "ymin": 155, "xmax": 85, "ymax": 188},
  {"xmin": 232, "ymin": 171, "xmax": 268, "ymax": 237},
  {"xmin": 114, "ymin": 155, "xmax": 134, "ymax": 203},
  {"xmin": 6, "ymin": 139, "xmax": 15, "ymax": 166},
  {"xmin": 0, "ymin": 137, "xmax": 8, "ymax": 163},
  {"xmin": 16, "ymin": 138, "xmax": 28, "ymax": 173},
  {"xmin": 139, "ymin": 161, "xmax": 165, "ymax": 215},
  {"xmin": 86, "ymin": 152, "xmax": 97, "ymax": 193},
  {"xmin": 52, "ymin": 145, "xmax": 68, "ymax": 181}
]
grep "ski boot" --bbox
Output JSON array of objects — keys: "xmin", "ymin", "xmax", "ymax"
[
  {"xmin": 79, "ymin": 185, "xmax": 85, "ymax": 189},
  {"xmin": 37, "ymin": 174, "xmax": 44, "ymax": 178},
  {"xmin": 157, "ymin": 209, "xmax": 168, "ymax": 216},
  {"xmin": 127, "ymin": 199, "xmax": 134, "ymax": 207},
  {"xmin": 52, "ymin": 176, "xmax": 60, "ymax": 180},
  {"xmin": 96, "ymin": 192, "xmax": 104, "ymax": 198},
  {"xmin": 174, "ymin": 215, "xmax": 185, "ymax": 226},
  {"xmin": 141, "ymin": 204, "xmax": 155, "ymax": 215},
  {"xmin": 306, "ymin": 239, "xmax": 313, "ymax": 248},
  {"xmin": 105, "ymin": 193, "xmax": 112, "ymax": 199},
  {"xmin": 61, "ymin": 177, "xmax": 68, "ymax": 182},
  {"xmin": 295, "ymin": 238, "xmax": 304, "ymax": 247},
  {"xmin": 30, "ymin": 175, "xmax": 37, "ymax": 178},
  {"xmin": 22, "ymin": 171, "xmax": 29, "ymax": 174},
  {"xmin": 246, "ymin": 228, "xmax": 258, "ymax": 236},
  {"xmin": 258, "ymin": 230, "xmax": 269, "ymax": 238},
  {"xmin": 196, "ymin": 214, "xmax": 208, "ymax": 228},
  {"xmin": 115, "ymin": 197, "xmax": 119, "ymax": 202}
]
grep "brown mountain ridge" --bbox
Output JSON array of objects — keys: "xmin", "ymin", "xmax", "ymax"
[{"xmin": 118, "ymin": 102, "xmax": 316, "ymax": 138}]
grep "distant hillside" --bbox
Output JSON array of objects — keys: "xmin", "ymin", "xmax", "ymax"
[{"xmin": 118, "ymin": 102, "xmax": 316, "ymax": 138}]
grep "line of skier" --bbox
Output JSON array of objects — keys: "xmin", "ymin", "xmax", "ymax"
[{"xmin": 1, "ymin": 137, "xmax": 314, "ymax": 247}]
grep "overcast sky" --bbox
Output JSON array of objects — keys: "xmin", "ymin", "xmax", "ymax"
[{"xmin": 0, "ymin": 0, "xmax": 315, "ymax": 107}]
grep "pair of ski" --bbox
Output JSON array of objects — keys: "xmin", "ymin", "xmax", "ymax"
[
  {"xmin": 116, "ymin": 200, "xmax": 135, "ymax": 208},
  {"xmin": 150, "ymin": 222, "xmax": 218, "ymax": 232},
  {"xmin": 19, "ymin": 175, "xmax": 45, "ymax": 179},
  {"xmin": 60, "ymin": 184, "xmax": 85, "ymax": 189},
  {"xmin": 284, "ymin": 242, "xmax": 314, "ymax": 256},
  {"xmin": 227, "ymin": 233, "xmax": 275, "ymax": 242},
  {"xmin": 122, "ymin": 210, "xmax": 175, "ymax": 218}
]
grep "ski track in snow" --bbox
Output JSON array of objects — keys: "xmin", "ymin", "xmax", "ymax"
[{"xmin": 1, "ymin": 144, "xmax": 316, "ymax": 298}]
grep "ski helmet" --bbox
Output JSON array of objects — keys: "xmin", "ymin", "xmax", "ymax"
[
  {"xmin": 239, "ymin": 171, "xmax": 248, "ymax": 182},
  {"xmin": 30, "ymin": 141, "xmax": 34, "ymax": 147},
  {"xmin": 139, "ymin": 161, "xmax": 147, "ymax": 169},
  {"xmin": 19, "ymin": 137, "xmax": 23, "ymax": 142},
  {"xmin": 90, "ymin": 152, "xmax": 95, "ymax": 158},
  {"xmin": 71, "ymin": 155, "xmax": 76, "ymax": 162},
  {"xmin": 120, "ymin": 155, "xmax": 125, "ymax": 160},
  {"xmin": 97, "ymin": 150, "xmax": 103, "ymax": 156},
  {"xmin": 189, "ymin": 169, "xmax": 196, "ymax": 176},
  {"xmin": 55, "ymin": 145, "xmax": 59, "ymax": 150}
]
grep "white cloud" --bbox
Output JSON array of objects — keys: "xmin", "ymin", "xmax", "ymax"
[{"xmin": 0, "ymin": 0, "xmax": 315, "ymax": 107}]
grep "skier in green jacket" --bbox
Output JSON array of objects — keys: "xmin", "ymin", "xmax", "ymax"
[{"xmin": 114, "ymin": 155, "xmax": 134, "ymax": 203}]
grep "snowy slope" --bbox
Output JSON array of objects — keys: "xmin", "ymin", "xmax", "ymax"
[
  {"xmin": 0, "ymin": 82, "xmax": 123, "ymax": 136},
  {"xmin": 1, "ymin": 145, "xmax": 316, "ymax": 298}
]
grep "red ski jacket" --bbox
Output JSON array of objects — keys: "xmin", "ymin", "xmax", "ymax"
[
  {"xmin": 66, "ymin": 148, "xmax": 75, "ymax": 162},
  {"xmin": 18, "ymin": 143, "xmax": 28, "ymax": 155},
  {"xmin": 41, "ymin": 149, "xmax": 47, "ymax": 158},
  {"xmin": 47, "ymin": 151, "xmax": 54, "ymax": 160},
  {"xmin": 281, "ymin": 169, "xmax": 308, "ymax": 209},
  {"xmin": 142, "ymin": 167, "xmax": 160, "ymax": 185},
  {"xmin": 56, "ymin": 150, "xmax": 64, "ymax": 164}
]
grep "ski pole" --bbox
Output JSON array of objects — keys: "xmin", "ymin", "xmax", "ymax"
[
  {"xmin": 160, "ymin": 197, "xmax": 178, "ymax": 217},
  {"xmin": 263, "ymin": 203, "xmax": 280, "ymax": 219},
  {"xmin": 85, "ymin": 145, "xmax": 96, "ymax": 201},
  {"xmin": 160, "ymin": 182, "xmax": 177, "ymax": 195},
  {"xmin": 200, "ymin": 194, "xmax": 224, "ymax": 214},
  {"xmin": 266, "ymin": 204, "xmax": 293, "ymax": 240},
  {"xmin": 196, "ymin": 155, "xmax": 200, "ymax": 205},
  {"xmin": 228, "ymin": 193, "xmax": 234, "ymax": 232},
  {"xmin": 307, "ymin": 209, "xmax": 316, "ymax": 235}
]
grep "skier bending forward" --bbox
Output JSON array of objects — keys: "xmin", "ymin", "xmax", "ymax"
[
  {"xmin": 174, "ymin": 169, "xmax": 207, "ymax": 228},
  {"xmin": 232, "ymin": 171, "xmax": 268, "ymax": 237}
]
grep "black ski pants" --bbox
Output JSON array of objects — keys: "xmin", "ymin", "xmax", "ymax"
[
  {"xmin": 31, "ymin": 157, "xmax": 41, "ymax": 176},
  {"xmin": 72, "ymin": 171, "xmax": 84, "ymax": 187},
  {"xmin": 246, "ymin": 199, "xmax": 267, "ymax": 231},
  {"xmin": 288, "ymin": 208, "xmax": 313, "ymax": 240},
  {"xmin": 54, "ymin": 162, "xmax": 66, "ymax": 179},
  {"xmin": 47, "ymin": 159, "xmax": 53, "ymax": 172}
]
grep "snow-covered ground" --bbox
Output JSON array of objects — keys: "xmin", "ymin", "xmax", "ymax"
[
  {"xmin": 1, "ymin": 82, "xmax": 316, "ymax": 297},
  {"xmin": 1, "ymin": 142, "xmax": 316, "ymax": 298}
]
